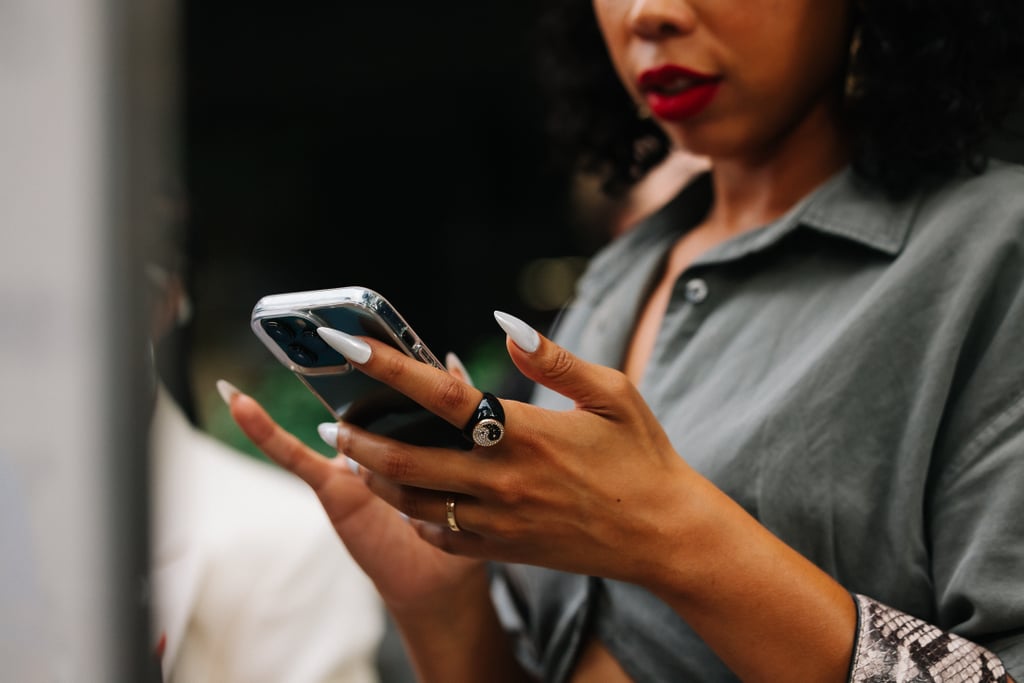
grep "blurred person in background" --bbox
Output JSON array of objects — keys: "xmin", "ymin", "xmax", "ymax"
[
  {"xmin": 222, "ymin": 0, "xmax": 1024, "ymax": 680},
  {"xmin": 144, "ymin": 189, "xmax": 385, "ymax": 683}
]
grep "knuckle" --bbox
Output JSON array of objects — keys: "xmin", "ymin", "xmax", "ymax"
[
  {"xmin": 433, "ymin": 379, "xmax": 472, "ymax": 413},
  {"xmin": 605, "ymin": 371, "xmax": 634, "ymax": 397},
  {"xmin": 246, "ymin": 415, "xmax": 275, "ymax": 449},
  {"xmin": 491, "ymin": 471, "xmax": 527, "ymax": 507},
  {"xmin": 377, "ymin": 447, "xmax": 413, "ymax": 480},
  {"xmin": 279, "ymin": 435, "xmax": 307, "ymax": 471},
  {"xmin": 543, "ymin": 347, "xmax": 576, "ymax": 381},
  {"xmin": 376, "ymin": 352, "xmax": 408, "ymax": 383}
]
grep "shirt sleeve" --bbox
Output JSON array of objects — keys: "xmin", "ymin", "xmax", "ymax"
[
  {"xmin": 849, "ymin": 593, "xmax": 1011, "ymax": 682},
  {"xmin": 923, "ymin": 232, "xmax": 1024, "ymax": 678}
]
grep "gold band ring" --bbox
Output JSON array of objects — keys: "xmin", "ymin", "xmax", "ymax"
[{"xmin": 445, "ymin": 495, "xmax": 461, "ymax": 532}]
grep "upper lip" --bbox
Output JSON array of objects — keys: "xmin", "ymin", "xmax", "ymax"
[{"xmin": 638, "ymin": 65, "xmax": 720, "ymax": 93}]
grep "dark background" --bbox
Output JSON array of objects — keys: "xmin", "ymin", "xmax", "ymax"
[{"xmin": 176, "ymin": 2, "xmax": 592, "ymax": 445}]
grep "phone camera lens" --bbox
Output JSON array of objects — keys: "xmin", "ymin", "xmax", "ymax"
[
  {"xmin": 288, "ymin": 344, "xmax": 318, "ymax": 366},
  {"xmin": 304, "ymin": 328, "xmax": 348, "ymax": 366},
  {"xmin": 302, "ymin": 328, "xmax": 327, "ymax": 349},
  {"xmin": 264, "ymin": 320, "xmax": 295, "ymax": 343}
]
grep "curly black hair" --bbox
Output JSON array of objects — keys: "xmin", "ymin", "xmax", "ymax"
[{"xmin": 531, "ymin": 0, "xmax": 1024, "ymax": 200}]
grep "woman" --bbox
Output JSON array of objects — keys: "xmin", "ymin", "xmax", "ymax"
[{"xmin": 221, "ymin": 0, "xmax": 1024, "ymax": 679}]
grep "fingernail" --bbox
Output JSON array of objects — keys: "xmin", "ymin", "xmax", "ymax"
[
  {"xmin": 216, "ymin": 379, "xmax": 240, "ymax": 406},
  {"xmin": 345, "ymin": 457, "xmax": 360, "ymax": 475},
  {"xmin": 445, "ymin": 351, "xmax": 474, "ymax": 386},
  {"xmin": 493, "ymin": 311, "xmax": 540, "ymax": 353},
  {"xmin": 317, "ymin": 327, "xmax": 372, "ymax": 364},
  {"xmin": 317, "ymin": 422, "xmax": 339, "ymax": 449}
]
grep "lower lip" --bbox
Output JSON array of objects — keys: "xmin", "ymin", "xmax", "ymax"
[{"xmin": 645, "ymin": 82, "xmax": 720, "ymax": 121}]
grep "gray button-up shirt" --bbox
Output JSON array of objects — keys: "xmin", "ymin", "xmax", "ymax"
[{"xmin": 491, "ymin": 163, "xmax": 1024, "ymax": 681}]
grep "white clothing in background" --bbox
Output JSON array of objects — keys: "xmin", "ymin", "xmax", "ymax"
[{"xmin": 149, "ymin": 384, "xmax": 384, "ymax": 683}]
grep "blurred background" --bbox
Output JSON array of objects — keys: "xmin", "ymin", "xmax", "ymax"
[
  {"xmin": 2, "ymin": 2, "xmax": 595, "ymax": 681},
  {"xmin": 174, "ymin": 7, "xmax": 597, "ymax": 680},
  {"xmin": 174, "ymin": 1, "xmax": 593, "ymax": 460}
]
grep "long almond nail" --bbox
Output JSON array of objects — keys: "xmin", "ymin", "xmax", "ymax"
[
  {"xmin": 493, "ymin": 311, "xmax": 540, "ymax": 353},
  {"xmin": 317, "ymin": 327, "xmax": 372, "ymax": 364}
]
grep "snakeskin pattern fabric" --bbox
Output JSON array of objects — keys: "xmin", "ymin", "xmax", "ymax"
[{"xmin": 850, "ymin": 594, "xmax": 1008, "ymax": 682}]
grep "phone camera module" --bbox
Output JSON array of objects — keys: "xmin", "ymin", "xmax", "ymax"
[{"xmin": 262, "ymin": 315, "xmax": 347, "ymax": 368}]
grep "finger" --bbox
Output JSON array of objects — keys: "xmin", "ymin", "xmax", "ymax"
[
  {"xmin": 493, "ymin": 311, "xmax": 629, "ymax": 414},
  {"xmin": 409, "ymin": 518, "xmax": 490, "ymax": 558},
  {"xmin": 218, "ymin": 379, "xmax": 471, "ymax": 602},
  {"xmin": 316, "ymin": 327, "xmax": 489, "ymax": 431},
  {"xmin": 224, "ymin": 386, "xmax": 344, "ymax": 491},
  {"xmin": 332, "ymin": 418, "xmax": 488, "ymax": 496},
  {"xmin": 445, "ymin": 351, "xmax": 475, "ymax": 387},
  {"xmin": 358, "ymin": 468, "xmax": 465, "ymax": 529}
]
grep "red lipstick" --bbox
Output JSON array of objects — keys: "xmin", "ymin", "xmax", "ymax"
[{"xmin": 638, "ymin": 65, "xmax": 721, "ymax": 121}]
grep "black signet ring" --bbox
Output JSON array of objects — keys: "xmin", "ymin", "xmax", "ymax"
[{"xmin": 462, "ymin": 392, "xmax": 506, "ymax": 447}]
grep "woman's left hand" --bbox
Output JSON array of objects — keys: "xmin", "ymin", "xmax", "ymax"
[
  {"xmin": 328, "ymin": 313, "xmax": 865, "ymax": 683},
  {"xmin": 326, "ymin": 312, "xmax": 701, "ymax": 585}
]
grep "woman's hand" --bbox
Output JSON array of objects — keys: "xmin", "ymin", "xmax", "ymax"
[
  {"xmin": 223, "ymin": 380, "xmax": 531, "ymax": 683},
  {"xmin": 221, "ymin": 383, "xmax": 484, "ymax": 613},
  {"xmin": 314, "ymin": 311, "xmax": 699, "ymax": 586}
]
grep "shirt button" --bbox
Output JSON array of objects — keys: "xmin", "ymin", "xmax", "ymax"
[{"xmin": 684, "ymin": 278, "xmax": 709, "ymax": 304}]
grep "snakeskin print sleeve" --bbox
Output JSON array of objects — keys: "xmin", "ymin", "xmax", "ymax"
[{"xmin": 849, "ymin": 594, "xmax": 1009, "ymax": 683}]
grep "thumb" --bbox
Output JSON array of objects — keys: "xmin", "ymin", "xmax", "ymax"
[{"xmin": 493, "ymin": 311, "xmax": 623, "ymax": 412}]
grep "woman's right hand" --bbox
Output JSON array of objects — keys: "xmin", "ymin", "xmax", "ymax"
[
  {"xmin": 220, "ymin": 381, "xmax": 484, "ymax": 615},
  {"xmin": 223, "ymin": 382, "xmax": 530, "ymax": 683}
]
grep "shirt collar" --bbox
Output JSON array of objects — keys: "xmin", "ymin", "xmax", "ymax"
[
  {"xmin": 793, "ymin": 167, "xmax": 917, "ymax": 256},
  {"xmin": 696, "ymin": 167, "xmax": 919, "ymax": 265},
  {"xmin": 576, "ymin": 167, "xmax": 920, "ymax": 299}
]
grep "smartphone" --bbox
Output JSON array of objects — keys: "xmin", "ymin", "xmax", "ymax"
[{"xmin": 251, "ymin": 286, "xmax": 466, "ymax": 449}]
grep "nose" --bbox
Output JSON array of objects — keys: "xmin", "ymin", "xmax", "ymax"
[{"xmin": 627, "ymin": 0, "xmax": 697, "ymax": 40}]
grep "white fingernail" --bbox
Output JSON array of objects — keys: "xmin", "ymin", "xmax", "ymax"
[
  {"xmin": 317, "ymin": 422, "xmax": 339, "ymax": 449},
  {"xmin": 317, "ymin": 327, "xmax": 372, "ymax": 364},
  {"xmin": 345, "ymin": 457, "xmax": 360, "ymax": 475},
  {"xmin": 493, "ymin": 311, "xmax": 540, "ymax": 353},
  {"xmin": 216, "ymin": 379, "xmax": 240, "ymax": 406},
  {"xmin": 445, "ymin": 351, "xmax": 475, "ymax": 386}
]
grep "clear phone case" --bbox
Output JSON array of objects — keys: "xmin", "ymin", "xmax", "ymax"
[{"xmin": 251, "ymin": 286, "xmax": 464, "ymax": 448}]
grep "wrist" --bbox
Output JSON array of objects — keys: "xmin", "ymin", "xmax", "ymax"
[
  {"xmin": 388, "ymin": 561, "xmax": 491, "ymax": 628},
  {"xmin": 640, "ymin": 474, "xmax": 857, "ymax": 681},
  {"xmin": 388, "ymin": 563, "xmax": 528, "ymax": 683}
]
